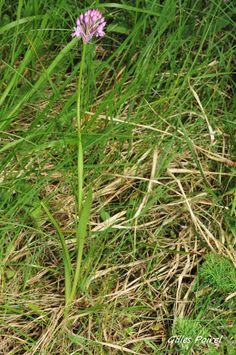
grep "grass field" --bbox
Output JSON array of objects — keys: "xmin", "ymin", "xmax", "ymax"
[{"xmin": 0, "ymin": 0, "xmax": 236, "ymax": 353}]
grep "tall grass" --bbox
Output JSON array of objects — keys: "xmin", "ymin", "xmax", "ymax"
[{"xmin": 0, "ymin": 0, "xmax": 235, "ymax": 353}]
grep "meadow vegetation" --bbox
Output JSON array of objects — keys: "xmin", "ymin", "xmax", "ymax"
[{"xmin": 0, "ymin": 0, "xmax": 235, "ymax": 353}]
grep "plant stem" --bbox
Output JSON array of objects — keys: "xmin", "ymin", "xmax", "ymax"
[
  {"xmin": 77, "ymin": 44, "xmax": 87, "ymax": 216},
  {"xmin": 66, "ymin": 43, "xmax": 87, "ymax": 309},
  {"xmin": 69, "ymin": 188, "xmax": 92, "ymax": 304}
]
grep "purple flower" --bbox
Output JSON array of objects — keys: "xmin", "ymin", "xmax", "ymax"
[{"xmin": 72, "ymin": 9, "xmax": 106, "ymax": 43}]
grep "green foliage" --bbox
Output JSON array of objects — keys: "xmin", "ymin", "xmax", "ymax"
[
  {"xmin": 198, "ymin": 254, "xmax": 236, "ymax": 294},
  {"xmin": 173, "ymin": 318, "xmax": 209, "ymax": 339},
  {"xmin": 0, "ymin": 0, "xmax": 235, "ymax": 353}
]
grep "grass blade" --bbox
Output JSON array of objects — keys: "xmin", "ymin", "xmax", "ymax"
[
  {"xmin": 70, "ymin": 188, "xmax": 93, "ymax": 302},
  {"xmin": 41, "ymin": 201, "xmax": 72, "ymax": 303}
]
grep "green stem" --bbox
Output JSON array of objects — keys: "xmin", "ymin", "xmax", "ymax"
[
  {"xmin": 77, "ymin": 44, "xmax": 87, "ymax": 216},
  {"xmin": 69, "ymin": 188, "xmax": 92, "ymax": 305},
  {"xmin": 67, "ymin": 44, "xmax": 87, "ymax": 308}
]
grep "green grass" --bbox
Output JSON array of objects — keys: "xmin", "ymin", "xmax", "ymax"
[
  {"xmin": 197, "ymin": 253, "xmax": 236, "ymax": 293},
  {"xmin": 0, "ymin": 0, "xmax": 236, "ymax": 353}
]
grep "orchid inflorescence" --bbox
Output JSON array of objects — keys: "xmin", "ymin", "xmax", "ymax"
[{"xmin": 72, "ymin": 9, "xmax": 106, "ymax": 43}]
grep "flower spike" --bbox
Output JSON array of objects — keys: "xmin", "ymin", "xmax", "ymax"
[{"xmin": 72, "ymin": 9, "xmax": 106, "ymax": 43}]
